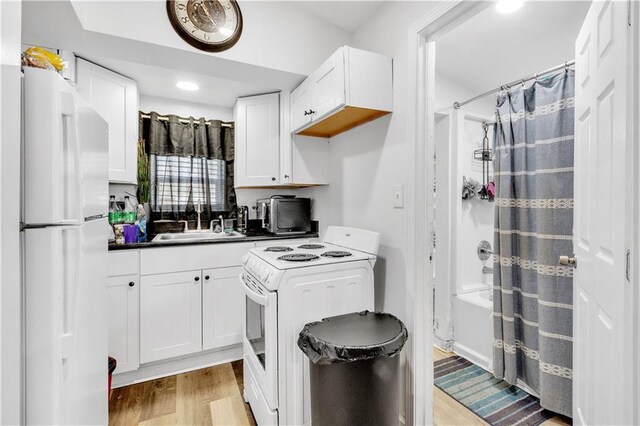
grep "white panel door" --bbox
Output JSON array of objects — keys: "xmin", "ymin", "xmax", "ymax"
[
  {"xmin": 290, "ymin": 80, "xmax": 313, "ymax": 132},
  {"xmin": 140, "ymin": 270, "xmax": 202, "ymax": 363},
  {"xmin": 202, "ymin": 266, "xmax": 244, "ymax": 350},
  {"xmin": 573, "ymin": 2, "xmax": 633, "ymax": 425},
  {"xmin": 106, "ymin": 274, "xmax": 139, "ymax": 374},
  {"xmin": 310, "ymin": 48, "xmax": 345, "ymax": 121},
  {"xmin": 76, "ymin": 58, "xmax": 138, "ymax": 184},
  {"xmin": 234, "ymin": 93, "xmax": 281, "ymax": 186}
]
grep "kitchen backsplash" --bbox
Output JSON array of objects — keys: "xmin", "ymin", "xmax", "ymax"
[{"xmin": 110, "ymin": 184, "xmax": 324, "ymax": 222}]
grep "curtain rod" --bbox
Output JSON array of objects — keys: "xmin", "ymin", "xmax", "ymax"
[
  {"xmin": 139, "ymin": 112, "xmax": 234, "ymax": 128},
  {"xmin": 453, "ymin": 60, "xmax": 575, "ymax": 110}
]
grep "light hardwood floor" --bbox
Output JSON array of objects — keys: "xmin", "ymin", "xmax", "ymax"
[
  {"xmin": 109, "ymin": 352, "xmax": 571, "ymax": 425},
  {"xmin": 433, "ymin": 347, "xmax": 572, "ymax": 426},
  {"xmin": 109, "ymin": 360, "xmax": 256, "ymax": 426}
]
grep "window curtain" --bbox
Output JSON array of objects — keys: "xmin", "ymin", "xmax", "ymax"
[
  {"xmin": 492, "ymin": 70, "xmax": 575, "ymax": 417},
  {"xmin": 140, "ymin": 111, "xmax": 237, "ymax": 223}
]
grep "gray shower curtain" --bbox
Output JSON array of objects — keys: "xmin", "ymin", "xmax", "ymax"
[{"xmin": 492, "ymin": 70, "xmax": 574, "ymax": 417}]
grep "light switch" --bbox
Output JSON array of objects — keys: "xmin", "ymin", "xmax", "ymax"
[{"xmin": 393, "ymin": 184, "xmax": 404, "ymax": 208}]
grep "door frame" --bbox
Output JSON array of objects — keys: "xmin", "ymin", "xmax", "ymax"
[
  {"xmin": 405, "ymin": 2, "xmax": 490, "ymax": 424},
  {"xmin": 406, "ymin": 1, "xmax": 639, "ymax": 425}
]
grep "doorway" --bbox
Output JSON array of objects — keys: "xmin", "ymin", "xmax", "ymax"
[{"xmin": 406, "ymin": 1, "xmax": 639, "ymax": 424}]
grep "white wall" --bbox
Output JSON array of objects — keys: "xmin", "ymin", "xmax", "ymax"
[
  {"xmin": 0, "ymin": 0, "xmax": 23, "ymax": 422},
  {"xmin": 70, "ymin": 0, "xmax": 352, "ymax": 77}
]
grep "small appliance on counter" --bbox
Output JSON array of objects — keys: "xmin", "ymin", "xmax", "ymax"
[{"xmin": 256, "ymin": 195, "xmax": 311, "ymax": 235}]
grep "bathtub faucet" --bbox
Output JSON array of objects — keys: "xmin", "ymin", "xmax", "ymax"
[{"xmin": 477, "ymin": 240, "xmax": 494, "ymax": 261}]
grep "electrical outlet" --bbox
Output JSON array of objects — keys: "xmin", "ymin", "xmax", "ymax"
[{"xmin": 393, "ymin": 184, "xmax": 404, "ymax": 208}]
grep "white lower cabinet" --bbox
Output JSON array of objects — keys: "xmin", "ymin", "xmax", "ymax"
[
  {"xmin": 106, "ymin": 274, "xmax": 140, "ymax": 374},
  {"xmin": 140, "ymin": 270, "xmax": 203, "ymax": 363},
  {"xmin": 202, "ymin": 266, "xmax": 244, "ymax": 351}
]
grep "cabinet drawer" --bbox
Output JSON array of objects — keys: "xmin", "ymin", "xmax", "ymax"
[
  {"xmin": 140, "ymin": 243, "xmax": 254, "ymax": 275},
  {"xmin": 108, "ymin": 250, "xmax": 140, "ymax": 276}
]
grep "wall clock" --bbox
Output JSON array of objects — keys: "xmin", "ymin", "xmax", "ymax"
[{"xmin": 167, "ymin": 0, "xmax": 243, "ymax": 52}]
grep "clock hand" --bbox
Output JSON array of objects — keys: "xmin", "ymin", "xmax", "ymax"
[{"xmin": 199, "ymin": 1, "xmax": 220, "ymax": 31}]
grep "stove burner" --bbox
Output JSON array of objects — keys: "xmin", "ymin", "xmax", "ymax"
[
  {"xmin": 264, "ymin": 246, "xmax": 294, "ymax": 252},
  {"xmin": 321, "ymin": 251, "xmax": 353, "ymax": 258},
  {"xmin": 278, "ymin": 253, "xmax": 320, "ymax": 262},
  {"xmin": 298, "ymin": 244, "xmax": 325, "ymax": 250}
]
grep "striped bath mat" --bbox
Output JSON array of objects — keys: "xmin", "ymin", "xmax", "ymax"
[{"xmin": 434, "ymin": 356, "xmax": 555, "ymax": 426}]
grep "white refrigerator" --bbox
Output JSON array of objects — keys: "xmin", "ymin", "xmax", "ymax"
[{"xmin": 22, "ymin": 67, "xmax": 109, "ymax": 425}]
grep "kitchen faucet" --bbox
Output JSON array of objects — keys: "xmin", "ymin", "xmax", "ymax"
[{"xmin": 195, "ymin": 201, "xmax": 202, "ymax": 231}]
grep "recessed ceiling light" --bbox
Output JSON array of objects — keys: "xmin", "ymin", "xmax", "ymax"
[
  {"xmin": 176, "ymin": 81, "xmax": 199, "ymax": 91},
  {"xmin": 496, "ymin": 0, "xmax": 524, "ymax": 14}
]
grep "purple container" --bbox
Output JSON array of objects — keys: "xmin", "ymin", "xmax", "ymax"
[{"xmin": 123, "ymin": 224, "xmax": 138, "ymax": 244}]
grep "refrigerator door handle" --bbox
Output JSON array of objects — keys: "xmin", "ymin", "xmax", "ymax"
[
  {"xmin": 60, "ymin": 92, "xmax": 84, "ymax": 226},
  {"xmin": 60, "ymin": 227, "xmax": 81, "ymax": 360}
]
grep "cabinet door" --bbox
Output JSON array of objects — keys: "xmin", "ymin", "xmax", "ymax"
[
  {"xmin": 106, "ymin": 275, "xmax": 139, "ymax": 374},
  {"xmin": 234, "ymin": 93, "xmax": 280, "ymax": 187},
  {"xmin": 310, "ymin": 48, "xmax": 345, "ymax": 121},
  {"xmin": 76, "ymin": 58, "xmax": 138, "ymax": 184},
  {"xmin": 140, "ymin": 271, "xmax": 202, "ymax": 363},
  {"xmin": 202, "ymin": 266, "xmax": 244, "ymax": 351},
  {"xmin": 290, "ymin": 80, "xmax": 313, "ymax": 133}
]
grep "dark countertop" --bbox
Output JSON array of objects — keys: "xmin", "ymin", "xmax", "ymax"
[{"xmin": 108, "ymin": 232, "xmax": 319, "ymax": 251}]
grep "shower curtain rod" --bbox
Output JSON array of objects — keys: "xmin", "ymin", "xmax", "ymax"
[{"xmin": 453, "ymin": 60, "xmax": 575, "ymax": 110}]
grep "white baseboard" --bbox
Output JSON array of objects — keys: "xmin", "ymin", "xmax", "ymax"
[
  {"xmin": 453, "ymin": 343, "xmax": 492, "ymax": 373},
  {"xmin": 112, "ymin": 345, "xmax": 243, "ymax": 388}
]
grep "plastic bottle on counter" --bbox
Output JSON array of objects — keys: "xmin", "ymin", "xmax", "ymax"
[
  {"xmin": 108, "ymin": 195, "xmax": 122, "ymax": 225},
  {"xmin": 123, "ymin": 196, "xmax": 136, "ymax": 224},
  {"xmin": 136, "ymin": 204, "xmax": 147, "ymax": 242}
]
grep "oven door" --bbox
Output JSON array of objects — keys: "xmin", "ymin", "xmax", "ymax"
[{"xmin": 241, "ymin": 272, "xmax": 278, "ymax": 409}]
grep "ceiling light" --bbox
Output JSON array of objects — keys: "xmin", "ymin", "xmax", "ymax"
[
  {"xmin": 496, "ymin": 0, "xmax": 524, "ymax": 14},
  {"xmin": 176, "ymin": 81, "xmax": 199, "ymax": 91}
]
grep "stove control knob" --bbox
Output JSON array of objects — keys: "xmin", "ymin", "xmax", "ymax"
[{"xmin": 241, "ymin": 254, "xmax": 249, "ymax": 265}]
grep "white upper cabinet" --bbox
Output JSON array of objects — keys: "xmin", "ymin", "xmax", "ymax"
[
  {"xmin": 235, "ymin": 92, "xmax": 328, "ymax": 188},
  {"xmin": 234, "ymin": 93, "xmax": 281, "ymax": 186},
  {"xmin": 291, "ymin": 46, "xmax": 393, "ymax": 138},
  {"xmin": 290, "ymin": 81, "xmax": 313, "ymax": 133},
  {"xmin": 310, "ymin": 48, "xmax": 346, "ymax": 122},
  {"xmin": 76, "ymin": 58, "xmax": 138, "ymax": 184}
]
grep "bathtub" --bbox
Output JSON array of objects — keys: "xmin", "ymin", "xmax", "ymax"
[{"xmin": 453, "ymin": 289, "xmax": 494, "ymax": 372}]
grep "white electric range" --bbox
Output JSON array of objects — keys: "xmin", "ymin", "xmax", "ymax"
[{"xmin": 240, "ymin": 226, "xmax": 380, "ymax": 426}]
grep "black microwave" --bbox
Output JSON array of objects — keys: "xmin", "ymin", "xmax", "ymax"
[{"xmin": 255, "ymin": 196, "xmax": 311, "ymax": 235}]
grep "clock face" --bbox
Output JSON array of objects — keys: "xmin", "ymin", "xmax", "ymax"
[{"xmin": 167, "ymin": 0, "xmax": 243, "ymax": 52}]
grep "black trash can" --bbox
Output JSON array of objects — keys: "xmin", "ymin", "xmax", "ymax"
[{"xmin": 297, "ymin": 311, "xmax": 408, "ymax": 426}]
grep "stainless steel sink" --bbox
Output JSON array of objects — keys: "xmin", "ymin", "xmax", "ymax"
[{"xmin": 151, "ymin": 231, "xmax": 246, "ymax": 243}]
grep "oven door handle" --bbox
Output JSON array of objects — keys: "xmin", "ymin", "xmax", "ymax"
[{"xmin": 240, "ymin": 274, "xmax": 270, "ymax": 306}]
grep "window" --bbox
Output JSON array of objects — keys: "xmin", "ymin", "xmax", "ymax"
[{"xmin": 150, "ymin": 155, "xmax": 226, "ymax": 213}]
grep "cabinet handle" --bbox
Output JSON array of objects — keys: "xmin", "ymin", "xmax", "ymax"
[
  {"xmin": 194, "ymin": 276, "xmax": 200, "ymax": 282},
  {"xmin": 304, "ymin": 110, "xmax": 310, "ymax": 116},
  {"xmin": 284, "ymin": 174, "xmax": 290, "ymax": 179},
  {"xmin": 271, "ymin": 177, "xmax": 276, "ymax": 181},
  {"xmin": 128, "ymin": 281, "xmax": 135, "ymax": 287},
  {"xmin": 309, "ymin": 110, "xmax": 316, "ymax": 115},
  {"xmin": 205, "ymin": 275, "xmax": 210, "ymax": 280}
]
